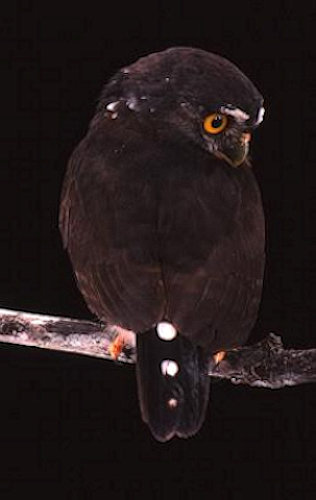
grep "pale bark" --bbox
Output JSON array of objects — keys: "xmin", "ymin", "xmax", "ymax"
[{"xmin": 0, "ymin": 308, "xmax": 315, "ymax": 388}]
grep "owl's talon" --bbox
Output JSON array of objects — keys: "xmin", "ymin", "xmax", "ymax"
[
  {"xmin": 108, "ymin": 335, "xmax": 125, "ymax": 360},
  {"xmin": 213, "ymin": 350, "xmax": 226, "ymax": 365},
  {"xmin": 107, "ymin": 325, "xmax": 136, "ymax": 359}
]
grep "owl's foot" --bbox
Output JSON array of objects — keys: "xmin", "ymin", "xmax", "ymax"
[
  {"xmin": 108, "ymin": 335, "xmax": 125, "ymax": 360},
  {"xmin": 108, "ymin": 325, "xmax": 136, "ymax": 360},
  {"xmin": 213, "ymin": 350, "xmax": 226, "ymax": 365}
]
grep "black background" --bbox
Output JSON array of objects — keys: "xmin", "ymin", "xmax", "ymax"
[{"xmin": 0, "ymin": 1, "xmax": 315, "ymax": 498}]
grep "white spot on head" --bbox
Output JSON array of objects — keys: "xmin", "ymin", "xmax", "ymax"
[
  {"xmin": 165, "ymin": 77, "xmax": 170, "ymax": 82},
  {"xmin": 255, "ymin": 106, "xmax": 265, "ymax": 125},
  {"xmin": 161, "ymin": 359, "xmax": 179, "ymax": 377},
  {"xmin": 106, "ymin": 101, "xmax": 120, "ymax": 112},
  {"xmin": 220, "ymin": 106, "xmax": 250, "ymax": 122},
  {"xmin": 126, "ymin": 96, "xmax": 139, "ymax": 111},
  {"xmin": 167, "ymin": 398, "xmax": 178, "ymax": 409},
  {"xmin": 156, "ymin": 322, "xmax": 177, "ymax": 341}
]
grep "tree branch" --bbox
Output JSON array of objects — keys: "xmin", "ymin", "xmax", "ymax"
[{"xmin": 0, "ymin": 308, "xmax": 315, "ymax": 388}]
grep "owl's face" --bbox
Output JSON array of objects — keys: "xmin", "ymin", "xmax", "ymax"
[
  {"xmin": 100, "ymin": 47, "xmax": 265, "ymax": 167},
  {"xmin": 165, "ymin": 97, "xmax": 265, "ymax": 167}
]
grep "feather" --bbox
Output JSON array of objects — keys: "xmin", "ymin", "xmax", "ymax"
[
  {"xmin": 59, "ymin": 47, "xmax": 265, "ymax": 440},
  {"xmin": 136, "ymin": 328, "xmax": 210, "ymax": 442}
]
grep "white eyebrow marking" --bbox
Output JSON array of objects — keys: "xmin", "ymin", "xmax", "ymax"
[
  {"xmin": 220, "ymin": 106, "xmax": 250, "ymax": 122},
  {"xmin": 255, "ymin": 106, "xmax": 265, "ymax": 125}
]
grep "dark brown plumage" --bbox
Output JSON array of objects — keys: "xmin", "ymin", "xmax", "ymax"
[{"xmin": 59, "ymin": 47, "xmax": 265, "ymax": 441}]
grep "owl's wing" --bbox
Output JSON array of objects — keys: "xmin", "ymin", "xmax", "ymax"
[
  {"xmin": 59, "ymin": 131, "xmax": 165, "ymax": 330},
  {"xmin": 60, "ymin": 119, "xmax": 264, "ymax": 350},
  {"xmin": 60, "ymin": 126, "xmax": 265, "ymax": 443},
  {"xmin": 157, "ymin": 163, "xmax": 265, "ymax": 352}
]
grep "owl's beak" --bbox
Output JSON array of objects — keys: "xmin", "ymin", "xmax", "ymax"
[
  {"xmin": 242, "ymin": 132, "xmax": 252, "ymax": 144},
  {"xmin": 214, "ymin": 132, "xmax": 251, "ymax": 167}
]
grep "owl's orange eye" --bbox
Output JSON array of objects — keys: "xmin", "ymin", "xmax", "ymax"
[{"xmin": 203, "ymin": 113, "xmax": 228, "ymax": 134}]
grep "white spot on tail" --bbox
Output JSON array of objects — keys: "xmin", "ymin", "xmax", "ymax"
[
  {"xmin": 161, "ymin": 360, "xmax": 179, "ymax": 377},
  {"xmin": 167, "ymin": 398, "xmax": 178, "ymax": 408},
  {"xmin": 156, "ymin": 322, "xmax": 177, "ymax": 341}
]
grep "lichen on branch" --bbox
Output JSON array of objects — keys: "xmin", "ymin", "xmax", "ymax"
[{"xmin": 0, "ymin": 308, "xmax": 315, "ymax": 388}]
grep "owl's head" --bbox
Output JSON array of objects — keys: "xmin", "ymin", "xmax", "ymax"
[{"xmin": 100, "ymin": 47, "xmax": 265, "ymax": 167}]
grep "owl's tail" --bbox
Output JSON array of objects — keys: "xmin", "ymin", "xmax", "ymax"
[{"xmin": 136, "ymin": 325, "xmax": 210, "ymax": 442}]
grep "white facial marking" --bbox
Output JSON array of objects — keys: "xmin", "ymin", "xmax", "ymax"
[
  {"xmin": 156, "ymin": 322, "xmax": 177, "ymax": 341},
  {"xmin": 256, "ymin": 106, "xmax": 265, "ymax": 125},
  {"xmin": 220, "ymin": 106, "xmax": 250, "ymax": 122},
  {"xmin": 106, "ymin": 101, "xmax": 120, "ymax": 112},
  {"xmin": 161, "ymin": 360, "xmax": 179, "ymax": 377}
]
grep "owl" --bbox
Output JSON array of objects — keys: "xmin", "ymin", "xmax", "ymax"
[{"xmin": 59, "ymin": 47, "xmax": 265, "ymax": 441}]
